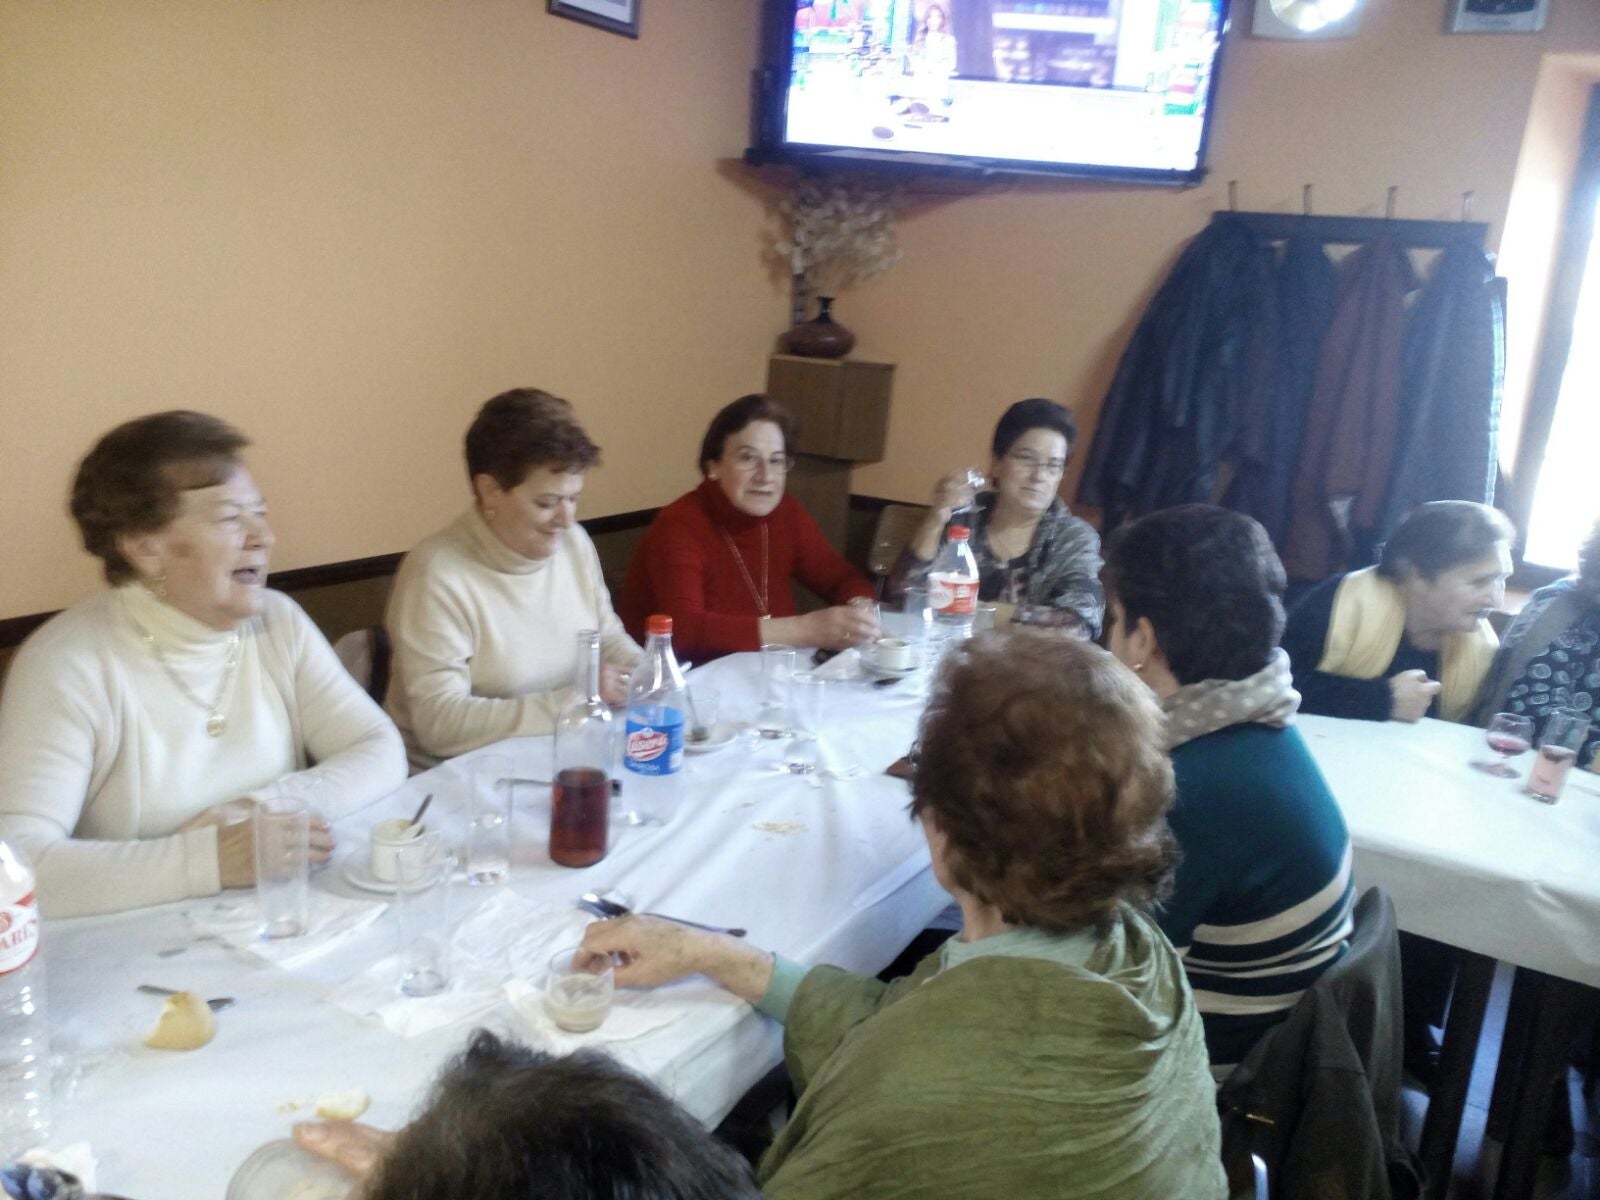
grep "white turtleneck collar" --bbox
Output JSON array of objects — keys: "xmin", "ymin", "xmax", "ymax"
[
  {"xmin": 457, "ymin": 506, "xmax": 554, "ymax": 577},
  {"xmin": 116, "ymin": 582, "xmax": 246, "ymax": 656}
]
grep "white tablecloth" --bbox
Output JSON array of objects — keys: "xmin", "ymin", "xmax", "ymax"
[
  {"xmin": 42, "ymin": 648, "xmax": 947, "ymax": 1197},
  {"xmin": 1299, "ymin": 713, "xmax": 1600, "ymax": 988}
]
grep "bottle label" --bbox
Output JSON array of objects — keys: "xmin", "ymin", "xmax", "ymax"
[
  {"xmin": 624, "ymin": 708, "xmax": 684, "ymax": 777},
  {"xmin": 0, "ymin": 892, "xmax": 39, "ymax": 976},
  {"xmin": 929, "ymin": 574, "xmax": 978, "ymax": 616}
]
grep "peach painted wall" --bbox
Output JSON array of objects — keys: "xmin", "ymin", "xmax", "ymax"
[
  {"xmin": 7, "ymin": 1, "xmax": 1600, "ymax": 622},
  {"xmin": 0, "ymin": 1, "xmax": 782, "ymax": 618},
  {"xmin": 848, "ymin": 0, "xmax": 1600, "ymax": 509}
]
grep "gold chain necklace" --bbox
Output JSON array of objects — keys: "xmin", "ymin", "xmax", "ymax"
[
  {"xmin": 128, "ymin": 614, "xmax": 242, "ymax": 738},
  {"xmin": 719, "ymin": 524, "xmax": 770, "ymax": 618}
]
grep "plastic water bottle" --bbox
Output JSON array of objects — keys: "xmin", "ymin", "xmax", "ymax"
[
  {"xmin": 0, "ymin": 839, "xmax": 48, "ymax": 1160},
  {"xmin": 927, "ymin": 526, "xmax": 981, "ymax": 666},
  {"xmin": 621, "ymin": 615, "xmax": 687, "ymax": 825}
]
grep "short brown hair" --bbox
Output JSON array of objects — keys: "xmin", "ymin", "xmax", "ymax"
[
  {"xmin": 70, "ymin": 411, "xmax": 250, "ymax": 585},
  {"xmin": 1376, "ymin": 501, "xmax": 1514, "ymax": 582},
  {"xmin": 465, "ymin": 389, "xmax": 600, "ymax": 490},
  {"xmin": 697, "ymin": 394, "xmax": 796, "ymax": 476},
  {"xmin": 910, "ymin": 633, "xmax": 1177, "ymax": 932}
]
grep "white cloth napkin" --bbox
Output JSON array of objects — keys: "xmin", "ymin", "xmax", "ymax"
[
  {"xmin": 328, "ymin": 952, "xmax": 506, "ymax": 1038},
  {"xmin": 503, "ymin": 978, "xmax": 689, "ymax": 1056},
  {"xmin": 811, "ymin": 648, "xmax": 866, "ymax": 682},
  {"xmin": 186, "ymin": 893, "xmax": 388, "ymax": 969},
  {"xmin": 452, "ymin": 890, "xmax": 595, "ymax": 973}
]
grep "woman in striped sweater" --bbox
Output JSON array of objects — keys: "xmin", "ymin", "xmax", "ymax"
[{"xmin": 1103, "ymin": 504, "xmax": 1354, "ymax": 1075}]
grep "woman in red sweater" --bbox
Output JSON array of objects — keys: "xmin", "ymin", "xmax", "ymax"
[{"xmin": 620, "ymin": 395, "xmax": 877, "ymax": 663}]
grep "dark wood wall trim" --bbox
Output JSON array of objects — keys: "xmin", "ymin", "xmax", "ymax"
[{"xmin": 0, "ymin": 505, "xmax": 663, "ymax": 650}]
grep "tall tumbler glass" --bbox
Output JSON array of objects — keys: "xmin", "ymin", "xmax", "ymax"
[
  {"xmin": 1527, "ymin": 708, "xmax": 1592, "ymax": 803},
  {"xmin": 395, "ymin": 830, "xmax": 452, "ymax": 997},
  {"xmin": 783, "ymin": 673, "xmax": 826, "ymax": 775},
  {"xmin": 756, "ymin": 646, "xmax": 796, "ymax": 739},
  {"xmin": 254, "ymin": 798, "xmax": 310, "ymax": 941},
  {"xmin": 467, "ymin": 754, "xmax": 512, "ymax": 885}
]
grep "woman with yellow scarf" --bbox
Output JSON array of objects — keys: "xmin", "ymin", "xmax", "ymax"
[{"xmin": 1281, "ymin": 501, "xmax": 1514, "ymax": 724}]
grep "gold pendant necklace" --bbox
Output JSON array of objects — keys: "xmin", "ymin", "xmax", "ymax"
[
  {"xmin": 719, "ymin": 524, "xmax": 770, "ymax": 618},
  {"xmin": 129, "ymin": 615, "xmax": 242, "ymax": 738}
]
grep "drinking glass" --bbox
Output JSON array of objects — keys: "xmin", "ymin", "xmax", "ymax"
[
  {"xmin": 756, "ymin": 646, "xmax": 796, "ymax": 739},
  {"xmin": 783, "ymin": 673, "xmax": 826, "ymax": 775},
  {"xmin": 254, "ymin": 798, "xmax": 310, "ymax": 941},
  {"xmin": 395, "ymin": 830, "xmax": 452, "ymax": 997},
  {"xmin": 544, "ymin": 947, "xmax": 614, "ymax": 1033},
  {"xmin": 467, "ymin": 754, "xmax": 512, "ymax": 885},
  {"xmin": 1526, "ymin": 708, "xmax": 1591, "ymax": 803},
  {"xmin": 849, "ymin": 596, "xmax": 882, "ymax": 635},
  {"xmin": 1475, "ymin": 712, "xmax": 1533, "ymax": 777},
  {"xmin": 972, "ymin": 603, "xmax": 998, "ymax": 636}
]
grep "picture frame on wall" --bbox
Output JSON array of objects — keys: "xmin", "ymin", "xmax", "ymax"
[
  {"xmin": 1447, "ymin": 0, "xmax": 1549, "ymax": 33},
  {"xmin": 548, "ymin": 0, "xmax": 640, "ymax": 39}
]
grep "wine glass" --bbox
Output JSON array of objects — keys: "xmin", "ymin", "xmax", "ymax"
[{"xmin": 1476, "ymin": 713, "xmax": 1533, "ymax": 777}]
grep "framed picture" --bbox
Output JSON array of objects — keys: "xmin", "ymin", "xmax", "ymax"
[
  {"xmin": 548, "ymin": 0, "xmax": 639, "ymax": 39},
  {"xmin": 1447, "ymin": 0, "xmax": 1549, "ymax": 33}
]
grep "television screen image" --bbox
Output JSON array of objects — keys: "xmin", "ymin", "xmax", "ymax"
[{"xmin": 766, "ymin": 0, "xmax": 1230, "ymax": 182}]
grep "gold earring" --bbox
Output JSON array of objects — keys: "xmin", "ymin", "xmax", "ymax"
[{"xmin": 1132, "ymin": 661, "xmax": 1146, "ymax": 673}]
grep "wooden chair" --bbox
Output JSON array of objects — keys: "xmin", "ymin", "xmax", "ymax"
[
  {"xmin": 333, "ymin": 626, "xmax": 392, "ymax": 707},
  {"xmin": 866, "ymin": 502, "xmax": 930, "ymax": 593}
]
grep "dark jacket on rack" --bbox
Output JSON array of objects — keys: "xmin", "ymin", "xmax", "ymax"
[
  {"xmin": 1281, "ymin": 241, "xmax": 1419, "ymax": 580},
  {"xmin": 1218, "ymin": 888, "xmax": 1423, "ymax": 1200},
  {"xmin": 1225, "ymin": 234, "xmax": 1338, "ymax": 546},
  {"xmin": 1378, "ymin": 243, "xmax": 1504, "ymax": 534},
  {"xmin": 1076, "ymin": 216, "xmax": 1277, "ymax": 530}
]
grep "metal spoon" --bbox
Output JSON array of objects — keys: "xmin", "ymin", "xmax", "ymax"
[
  {"xmin": 137, "ymin": 984, "xmax": 234, "ymax": 1011},
  {"xmin": 577, "ymin": 892, "xmax": 746, "ymax": 938}
]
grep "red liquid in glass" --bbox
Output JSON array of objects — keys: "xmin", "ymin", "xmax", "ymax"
[
  {"xmin": 1487, "ymin": 734, "xmax": 1530, "ymax": 757},
  {"xmin": 550, "ymin": 767, "xmax": 610, "ymax": 868},
  {"xmin": 1527, "ymin": 744, "xmax": 1578, "ymax": 801}
]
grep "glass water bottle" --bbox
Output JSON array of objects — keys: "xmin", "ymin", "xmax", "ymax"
[{"xmin": 550, "ymin": 630, "xmax": 612, "ymax": 868}]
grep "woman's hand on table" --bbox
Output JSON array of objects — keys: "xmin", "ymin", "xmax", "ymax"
[
  {"xmin": 580, "ymin": 915, "xmax": 776, "ymax": 1004},
  {"xmin": 293, "ymin": 1120, "xmax": 394, "ymax": 1178},
  {"xmin": 178, "ymin": 800, "xmax": 334, "ymax": 889},
  {"xmin": 803, "ymin": 605, "xmax": 880, "ymax": 650},
  {"xmin": 1388, "ymin": 669, "xmax": 1442, "ymax": 723}
]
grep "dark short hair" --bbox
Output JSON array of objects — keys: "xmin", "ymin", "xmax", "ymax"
[
  {"xmin": 465, "ymin": 389, "xmax": 601, "ymax": 491},
  {"xmin": 363, "ymin": 1032, "xmax": 760, "ymax": 1200},
  {"xmin": 1104, "ymin": 504, "xmax": 1287, "ymax": 685},
  {"xmin": 991, "ymin": 398, "xmax": 1078, "ymax": 460},
  {"xmin": 909, "ymin": 633, "xmax": 1177, "ymax": 933},
  {"xmin": 697, "ymin": 394, "xmax": 796, "ymax": 476},
  {"xmin": 69, "ymin": 411, "xmax": 250, "ymax": 585},
  {"xmin": 1376, "ymin": 501, "xmax": 1514, "ymax": 582}
]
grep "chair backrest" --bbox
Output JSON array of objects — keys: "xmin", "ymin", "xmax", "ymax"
[
  {"xmin": 1218, "ymin": 887, "xmax": 1420, "ymax": 1199},
  {"xmin": 867, "ymin": 503, "xmax": 930, "ymax": 578},
  {"xmin": 333, "ymin": 626, "xmax": 392, "ymax": 707}
]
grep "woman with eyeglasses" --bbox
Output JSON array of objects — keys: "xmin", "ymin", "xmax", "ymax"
[
  {"xmin": 618, "ymin": 394, "xmax": 876, "ymax": 663},
  {"xmin": 888, "ymin": 398, "xmax": 1103, "ymax": 636}
]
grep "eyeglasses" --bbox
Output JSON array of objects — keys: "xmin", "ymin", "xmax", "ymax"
[
  {"xmin": 732, "ymin": 450, "xmax": 796, "ymax": 474},
  {"xmin": 1006, "ymin": 451, "xmax": 1067, "ymax": 476}
]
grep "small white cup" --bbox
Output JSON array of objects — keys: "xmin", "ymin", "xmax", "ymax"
[
  {"xmin": 872, "ymin": 637, "xmax": 914, "ymax": 671},
  {"xmin": 370, "ymin": 817, "xmax": 422, "ymax": 884}
]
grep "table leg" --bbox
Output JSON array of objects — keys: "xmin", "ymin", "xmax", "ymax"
[
  {"xmin": 1490, "ymin": 972, "xmax": 1595, "ymax": 1200},
  {"xmin": 1419, "ymin": 951, "xmax": 1494, "ymax": 1197},
  {"xmin": 1485, "ymin": 967, "xmax": 1537, "ymax": 1142}
]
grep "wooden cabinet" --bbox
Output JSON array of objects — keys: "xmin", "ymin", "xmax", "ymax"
[{"xmin": 765, "ymin": 354, "xmax": 895, "ymax": 552}]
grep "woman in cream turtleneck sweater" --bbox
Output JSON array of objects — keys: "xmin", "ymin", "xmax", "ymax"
[
  {"xmin": 385, "ymin": 390, "xmax": 640, "ymax": 770},
  {"xmin": 0, "ymin": 412, "xmax": 406, "ymax": 918}
]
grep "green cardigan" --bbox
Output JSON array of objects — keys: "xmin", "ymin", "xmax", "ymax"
[{"xmin": 758, "ymin": 905, "xmax": 1228, "ymax": 1199}]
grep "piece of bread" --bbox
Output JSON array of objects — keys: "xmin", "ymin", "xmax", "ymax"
[{"xmin": 142, "ymin": 992, "xmax": 216, "ymax": 1051}]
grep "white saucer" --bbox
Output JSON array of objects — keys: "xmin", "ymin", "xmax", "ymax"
[
  {"xmin": 341, "ymin": 857, "xmax": 399, "ymax": 894},
  {"xmin": 861, "ymin": 657, "xmax": 918, "ymax": 680},
  {"xmin": 685, "ymin": 723, "xmax": 738, "ymax": 754}
]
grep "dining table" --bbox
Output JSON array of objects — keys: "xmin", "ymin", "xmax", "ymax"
[{"xmin": 39, "ymin": 642, "xmax": 948, "ymax": 1198}]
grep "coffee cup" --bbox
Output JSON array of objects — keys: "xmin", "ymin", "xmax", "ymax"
[
  {"xmin": 370, "ymin": 817, "xmax": 422, "ymax": 883},
  {"xmin": 872, "ymin": 637, "xmax": 913, "ymax": 671}
]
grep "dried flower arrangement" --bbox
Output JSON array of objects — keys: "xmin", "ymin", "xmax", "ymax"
[{"xmin": 771, "ymin": 175, "xmax": 904, "ymax": 324}]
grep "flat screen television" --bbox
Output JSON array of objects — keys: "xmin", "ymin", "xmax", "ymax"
[{"xmin": 749, "ymin": 0, "xmax": 1232, "ymax": 184}]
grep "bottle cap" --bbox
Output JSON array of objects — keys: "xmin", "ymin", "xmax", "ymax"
[
  {"xmin": 646, "ymin": 615, "xmax": 674, "ymax": 636},
  {"xmin": 949, "ymin": 526, "xmax": 970, "ymax": 540}
]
